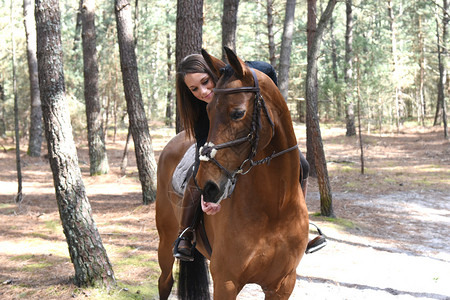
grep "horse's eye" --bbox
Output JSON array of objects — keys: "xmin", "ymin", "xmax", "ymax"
[{"xmin": 230, "ymin": 109, "xmax": 245, "ymax": 121}]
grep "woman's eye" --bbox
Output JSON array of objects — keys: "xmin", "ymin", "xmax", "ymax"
[{"xmin": 230, "ymin": 110, "xmax": 245, "ymax": 120}]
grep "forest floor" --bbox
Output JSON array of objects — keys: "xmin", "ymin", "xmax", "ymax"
[{"xmin": 0, "ymin": 123, "xmax": 449, "ymax": 300}]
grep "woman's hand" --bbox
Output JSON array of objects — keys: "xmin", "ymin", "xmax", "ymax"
[{"xmin": 201, "ymin": 196, "xmax": 221, "ymax": 215}]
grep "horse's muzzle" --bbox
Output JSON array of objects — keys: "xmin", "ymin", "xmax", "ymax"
[
  {"xmin": 202, "ymin": 178, "xmax": 235, "ymax": 204},
  {"xmin": 203, "ymin": 180, "xmax": 220, "ymax": 203}
]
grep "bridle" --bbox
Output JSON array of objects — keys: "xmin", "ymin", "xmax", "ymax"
[{"xmin": 197, "ymin": 68, "xmax": 299, "ymax": 185}]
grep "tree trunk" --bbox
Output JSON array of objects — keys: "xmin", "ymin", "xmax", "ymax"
[
  {"xmin": 11, "ymin": 1, "xmax": 23, "ymax": 203},
  {"xmin": 306, "ymin": 0, "xmax": 317, "ymax": 177},
  {"xmin": 266, "ymin": 0, "xmax": 276, "ymax": 68},
  {"xmin": 81, "ymin": 0, "xmax": 109, "ymax": 176},
  {"xmin": 0, "ymin": 83, "xmax": 5, "ymax": 137},
  {"xmin": 356, "ymin": 56, "xmax": 364, "ymax": 174},
  {"xmin": 120, "ymin": 129, "xmax": 132, "ymax": 174},
  {"xmin": 418, "ymin": 15, "xmax": 426, "ymax": 126},
  {"xmin": 221, "ymin": 0, "xmax": 239, "ymax": 61},
  {"xmin": 306, "ymin": 0, "xmax": 336, "ymax": 217},
  {"xmin": 329, "ymin": 15, "xmax": 341, "ymax": 118},
  {"xmin": 133, "ymin": 0, "xmax": 139, "ymax": 47},
  {"xmin": 441, "ymin": 0, "xmax": 448, "ymax": 138},
  {"xmin": 35, "ymin": 0, "xmax": 116, "ymax": 288},
  {"xmin": 344, "ymin": 0, "xmax": 356, "ymax": 136},
  {"xmin": 115, "ymin": 0, "xmax": 158, "ymax": 204},
  {"xmin": 165, "ymin": 29, "xmax": 174, "ymax": 126},
  {"xmin": 434, "ymin": 0, "xmax": 448, "ymax": 136},
  {"xmin": 23, "ymin": 0, "xmax": 43, "ymax": 157},
  {"xmin": 278, "ymin": 0, "xmax": 296, "ymax": 101},
  {"xmin": 330, "ymin": 15, "xmax": 339, "ymax": 84},
  {"xmin": 73, "ymin": 1, "xmax": 83, "ymax": 52},
  {"xmin": 387, "ymin": 0, "xmax": 402, "ymax": 133},
  {"xmin": 175, "ymin": 0, "xmax": 203, "ymax": 133},
  {"xmin": 439, "ymin": 0, "xmax": 449, "ymax": 139}
]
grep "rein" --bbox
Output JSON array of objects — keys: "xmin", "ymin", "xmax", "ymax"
[{"xmin": 198, "ymin": 68, "xmax": 298, "ymax": 183}]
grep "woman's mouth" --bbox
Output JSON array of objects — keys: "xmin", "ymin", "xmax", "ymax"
[{"xmin": 205, "ymin": 92, "xmax": 214, "ymax": 101}]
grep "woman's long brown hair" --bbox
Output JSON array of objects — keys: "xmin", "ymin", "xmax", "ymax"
[{"xmin": 176, "ymin": 54, "xmax": 218, "ymax": 138}]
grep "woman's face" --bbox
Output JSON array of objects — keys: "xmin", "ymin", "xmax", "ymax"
[{"xmin": 184, "ymin": 72, "xmax": 215, "ymax": 103}]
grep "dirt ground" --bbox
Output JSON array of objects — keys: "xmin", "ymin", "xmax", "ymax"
[{"xmin": 0, "ymin": 124, "xmax": 449, "ymax": 299}]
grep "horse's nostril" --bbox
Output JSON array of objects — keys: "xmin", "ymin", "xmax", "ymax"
[{"xmin": 203, "ymin": 181, "xmax": 220, "ymax": 203}]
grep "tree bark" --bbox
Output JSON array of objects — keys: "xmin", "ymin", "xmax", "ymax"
[
  {"xmin": 330, "ymin": 15, "xmax": 339, "ymax": 84},
  {"xmin": 387, "ymin": 0, "xmax": 402, "ymax": 133},
  {"xmin": 11, "ymin": 1, "xmax": 23, "ymax": 203},
  {"xmin": 434, "ymin": 0, "xmax": 448, "ymax": 138},
  {"xmin": 175, "ymin": 0, "xmax": 203, "ymax": 132},
  {"xmin": 23, "ymin": 0, "xmax": 43, "ymax": 157},
  {"xmin": 306, "ymin": 0, "xmax": 317, "ymax": 177},
  {"xmin": 120, "ymin": 129, "xmax": 132, "ymax": 174},
  {"xmin": 329, "ymin": 14, "xmax": 341, "ymax": 118},
  {"xmin": 306, "ymin": 0, "xmax": 336, "ymax": 217},
  {"xmin": 344, "ymin": 0, "xmax": 356, "ymax": 136},
  {"xmin": 356, "ymin": 56, "xmax": 364, "ymax": 174},
  {"xmin": 278, "ymin": 0, "xmax": 296, "ymax": 101},
  {"xmin": 0, "ymin": 83, "xmax": 5, "ymax": 137},
  {"xmin": 73, "ymin": 1, "xmax": 83, "ymax": 52},
  {"xmin": 81, "ymin": 0, "xmax": 109, "ymax": 175},
  {"xmin": 221, "ymin": 0, "xmax": 239, "ymax": 61},
  {"xmin": 418, "ymin": 14, "xmax": 426, "ymax": 126},
  {"xmin": 115, "ymin": 0, "xmax": 158, "ymax": 204},
  {"xmin": 165, "ymin": 28, "xmax": 174, "ymax": 126},
  {"xmin": 266, "ymin": 0, "xmax": 276, "ymax": 68},
  {"xmin": 35, "ymin": 0, "xmax": 116, "ymax": 288}
]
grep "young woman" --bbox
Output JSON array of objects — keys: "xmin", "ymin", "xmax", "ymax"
[{"xmin": 173, "ymin": 54, "xmax": 317, "ymax": 261}]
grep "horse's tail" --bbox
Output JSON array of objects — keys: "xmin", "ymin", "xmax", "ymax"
[{"xmin": 177, "ymin": 248, "xmax": 210, "ymax": 300}]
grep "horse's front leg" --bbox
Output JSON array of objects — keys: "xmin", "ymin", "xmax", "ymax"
[
  {"xmin": 212, "ymin": 278, "xmax": 241, "ymax": 300},
  {"xmin": 263, "ymin": 270, "xmax": 297, "ymax": 300},
  {"xmin": 210, "ymin": 261, "xmax": 242, "ymax": 300}
]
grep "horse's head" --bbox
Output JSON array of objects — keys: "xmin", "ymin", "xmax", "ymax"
[{"xmin": 196, "ymin": 47, "xmax": 290, "ymax": 204}]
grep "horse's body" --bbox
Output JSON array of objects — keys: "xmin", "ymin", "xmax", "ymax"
[{"xmin": 156, "ymin": 48, "xmax": 309, "ymax": 300}]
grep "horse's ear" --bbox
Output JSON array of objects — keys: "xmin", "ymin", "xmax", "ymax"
[
  {"xmin": 224, "ymin": 46, "xmax": 247, "ymax": 80},
  {"xmin": 201, "ymin": 49, "xmax": 226, "ymax": 78}
]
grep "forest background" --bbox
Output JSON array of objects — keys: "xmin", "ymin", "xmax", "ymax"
[{"xmin": 1, "ymin": 0, "xmax": 448, "ymax": 141}]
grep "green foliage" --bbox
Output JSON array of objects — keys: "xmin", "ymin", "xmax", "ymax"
[
  {"xmin": 44, "ymin": 220, "xmax": 60, "ymax": 232},
  {"xmin": 0, "ymin": 0, "xmax": 447, "ymax": 140},
  {"xmin": 311, "ymin": 212, "xmax": 357, "ymax": 230}
]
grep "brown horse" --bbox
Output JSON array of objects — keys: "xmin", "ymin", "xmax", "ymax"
[{"xmin": 156, "ymin": 47, "xmax": 309, "ymax": 299}]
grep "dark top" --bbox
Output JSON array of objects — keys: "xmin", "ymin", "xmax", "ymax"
[{"xmin": 194, "ymin": 61, "xmax": 277, "ymax": 149}]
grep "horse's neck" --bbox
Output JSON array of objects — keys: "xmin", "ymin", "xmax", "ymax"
[
  {"xmin": 265, "ymin": 93, "xmax": 298, "ymax": 149},
  {"xmin": 234, "ymin": 161, "xmax": 300, "ymax": 218},
  {"xmin": 266, "ymin": 111, "xmax": 298, "ymax": 157},
  {"xmin": 238, "ymin": 122, "xmax": 300, "ymax": 214}
]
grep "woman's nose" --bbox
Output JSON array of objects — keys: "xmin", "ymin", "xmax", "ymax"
[{"xmin": 200, "ymin": 86, "xmax": 209, "ymax": 96}]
